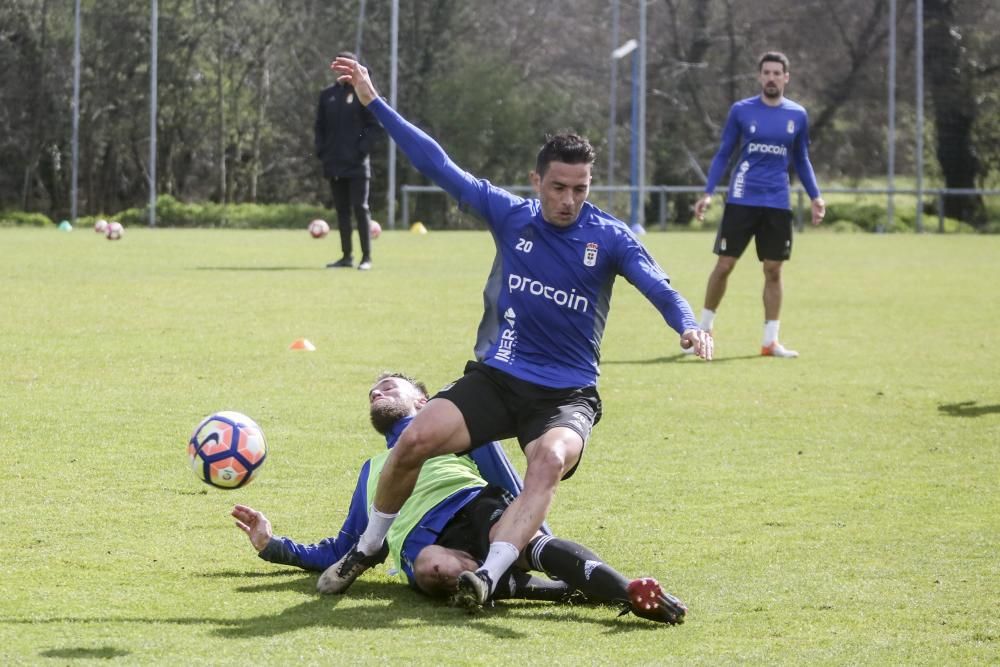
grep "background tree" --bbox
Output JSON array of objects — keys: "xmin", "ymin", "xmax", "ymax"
[{"xmin": 0, "ymin": 0, "xmax": 997, "ymax": 226}]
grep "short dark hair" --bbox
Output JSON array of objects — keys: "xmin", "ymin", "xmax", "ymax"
[
  {"xmin": 535, "ymin": 134, "xmax": 596, "ymax": 178},
  {"xmin": 758, "ymin": 51, "xmax": 790, "ymax": 73},
  {"xmin": 337, "ymin": 50, "xmax": 359, "ymax": 61},
  {"xmin": 373, "ymin": 371, "xmax": 429, "ymax": 399}
]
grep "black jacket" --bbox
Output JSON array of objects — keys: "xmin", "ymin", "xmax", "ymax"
[{"xmin": 314, "ymin": 82, "xmax": 380, "ymax": 179}]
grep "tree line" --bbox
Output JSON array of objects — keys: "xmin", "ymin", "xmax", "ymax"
[{"xmin": 1, "ymin": 0, "xmax": 998, "ymax": 226}]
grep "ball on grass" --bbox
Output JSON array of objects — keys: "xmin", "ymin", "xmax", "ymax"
[{"xmin": 308, "ymin": 219, "xmax": 329, "ymax": 239}]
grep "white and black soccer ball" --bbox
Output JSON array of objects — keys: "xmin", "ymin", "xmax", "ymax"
[
  {"xmin": 105, "ymin": 221, "xmax": 124, "ymax": 240},
  {"xmin": 308, "ymin": 219, "xmax": 329, "ymax": 239}
]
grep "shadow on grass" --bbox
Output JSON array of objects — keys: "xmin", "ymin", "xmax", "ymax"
[
  {"xmin": 603, "ymin": 352, "xmax": 762, "ymax": 364},
  {"xmin": 937, "ymin": 401, "xmax": 1000, "ymax": 418},
  {"xmin": 39, "ymin": 646, "xmax": 130, "ymax": 659},
  {"xmin": 197, "ymin": 569, "xmax": 304, "ymax": 580},
  {"xmin": 193, "ymin": 266, "xmax": 319, "ymax": 272},
  {"xmin": 9, "ymin": 572, "xmax": 665, "ymax": 643}
]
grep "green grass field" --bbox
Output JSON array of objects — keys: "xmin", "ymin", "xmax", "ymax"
[{"xmin": 1, "ymin": 226, "xmax": 998, "ymax": 665}]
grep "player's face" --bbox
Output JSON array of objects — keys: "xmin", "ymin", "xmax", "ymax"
[
  {"xmin": 531, "ymin": 161, "xmax": 592, "ymax": 227},
  {"xmin": 758, "ymin": 62, "xmax": 789, "ymax": 100},
  {"xmin": 368, "ymin": 377, "xmax": 425, "ymax": 434}
]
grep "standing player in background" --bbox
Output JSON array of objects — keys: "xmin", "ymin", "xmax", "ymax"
[
  {"xmin": 319, "ymin": 57, "xmax": 711, "ymax": 610},
  {"xmin": 315, "ymin": 50, "xmax": 381, "ymax": 271},
  {"xmin": 692, "ymin": 51, "xmax": 825, "ymax": 358}
]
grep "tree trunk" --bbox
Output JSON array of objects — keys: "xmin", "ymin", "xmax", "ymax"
[
  {"xmin": 215, "ymin": 0, "xmax": 227, "ymax": 203},
  {"xmin": 249, "ymin": 55, "xmax": 268, "ymax": 203},
  {"xmin": 923, "ymin": 0, "xmax": 985, "ymax": 224}
]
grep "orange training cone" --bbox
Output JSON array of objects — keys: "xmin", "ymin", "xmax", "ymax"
[{"xmin": 289, "ymin": 338, "xmax": 316, "ymax": 351}]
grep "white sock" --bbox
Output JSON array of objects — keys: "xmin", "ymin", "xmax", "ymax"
[
  {"xmin": 357, "ymin": 508, "xmax": 398, "ymax": 555},
  {"xmin": 699, "ymin": 308, "xmax": 716, "ymax": 332},
  {"xmin": 478, "ymin": 541, "xmax": 520, "ymax": 593},
  {"xmin": 763, "ymin": 320, "xmax": 780, "ymax": 347}
]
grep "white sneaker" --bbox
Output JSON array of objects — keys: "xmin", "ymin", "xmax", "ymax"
[{"xmin": 761, "ymin": 341, "xmax": 799, "ymax": 358}]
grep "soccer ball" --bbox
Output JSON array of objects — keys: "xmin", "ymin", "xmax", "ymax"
[
  {"xmin": 188, "ymin": 411, "xmax": 267, "ymax": 489},
  {"xmin": 369, "ymin": 220, "xmax": 381, "ymax": 239},
  {"xmin": 105, "ymin": 221, "xmax": 124, "ymax": 240},
  {"xmin": 308, "ymin": 219, "xmax": 329, "ymax": 238},
  {"xmin": 94, "ymin": 219, "xmax": 109, "ymax": 234}
]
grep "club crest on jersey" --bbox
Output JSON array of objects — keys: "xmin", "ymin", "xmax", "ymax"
[
  {"xmin": 786, "ymin": 120, "xmax": 795, "ymax": 134},
  {"xmin": 749, "ymin": 122, "xmax": 757, "ymax": 134},
  {"xmin": 583, "ymin": 242, "xmax": 599, "ymax": 267}
]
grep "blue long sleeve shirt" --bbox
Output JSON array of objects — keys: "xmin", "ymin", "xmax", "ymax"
[
  {"xmin": 257, "ymin": 416, "xmax": 531, "ymax": 587},
  {"xmin": 367, "ymin": 97, "xmax": 697, "ymax": 389},
  {"xmin": 704, "ymin": 96, "xmax": 821, "ymax": 209}
]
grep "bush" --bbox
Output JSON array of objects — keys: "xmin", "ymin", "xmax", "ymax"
[
  {"xmin": 0, "ymin": 210, "xmax": 54, "ymax": 227},
  {"xmin": 108, "ymin": 195, "xmax": 331, "ymax": 229},
  {"xmin": 828, "ymin": 219, "xmax": 865, "ymax": 233},
  {"xmin": 822, "ymin": 202, "xmax": 886, "ymax": 232}
]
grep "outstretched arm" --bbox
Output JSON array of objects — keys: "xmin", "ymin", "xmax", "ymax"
[
  {"xmin": 330, "ymin": 56, "xmax": 521, "ymax": 224},
  {"xmin": 236, "ymin": 461, "xmax": 373, "ymax": 572},
  {"xmin": 618, "ymin": 236, "xmax": 712, "ymax": 360}
]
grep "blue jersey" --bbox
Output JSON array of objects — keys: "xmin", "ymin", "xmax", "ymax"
[
  {"xmin": 704, "ymin": 96, "xmax": 820, "ymax": 210},
  {"xmin": 369, "ymin": 98, "xmax": 697, "ymax": 389},
  {"xmin": 256, "ymin": 416, "xmax": 537, "ymax": 589}
]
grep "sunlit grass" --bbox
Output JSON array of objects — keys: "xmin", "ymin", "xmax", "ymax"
[{"xmin": 1, "ymin": 227, "xmax": 997, "ymax": 665}]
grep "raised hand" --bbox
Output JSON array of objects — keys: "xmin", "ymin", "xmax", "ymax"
[{"xmin": 330, "ymin": 57, "xmax": 379, "ymax": 106}]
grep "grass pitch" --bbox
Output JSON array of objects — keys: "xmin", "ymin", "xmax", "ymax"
[{"xmin": 1, "ymin": 226, "xmax": 997, "ymax": 665}]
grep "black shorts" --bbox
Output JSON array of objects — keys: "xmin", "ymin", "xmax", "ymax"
[
  {"xmin": 435, "ymin": 484, "xmax": 512, "ymax": 561},
  {"xmin": 434, "ymin": 361, "xmax": 602, "ymax": 480},
  {"xmin": 714, "ymin": 203, "xmax": 793, "ymax": 261}
]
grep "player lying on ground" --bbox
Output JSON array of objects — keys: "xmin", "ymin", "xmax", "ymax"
[{"xmin": 232, "ymin": 372, "xmax": 686, "ymax": 625}]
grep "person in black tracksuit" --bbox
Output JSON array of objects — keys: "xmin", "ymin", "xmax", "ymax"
[{"xmin": 315, "ymin": 51, "xmax": 381, "ymax": 270}]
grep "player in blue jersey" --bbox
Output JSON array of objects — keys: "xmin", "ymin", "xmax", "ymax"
[
  {"xmin": 232, "ymin": 372, "xmax": 687, "ymax": 625},
  {"xmin": 692, "ymin": 51, "xmax": 826, "ymax": 358},
  {"xmin": 320, "ymin": 57, "xmax": 711, "ymax": 609}
]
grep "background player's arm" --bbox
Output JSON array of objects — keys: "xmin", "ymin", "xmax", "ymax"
[
  {"xmin": 696, "ymin": 106, "xmax": 741, "ymax": 221},
  {"xmin": 791, "ymin": 114, "xmax": 825, "ymax": 225}
]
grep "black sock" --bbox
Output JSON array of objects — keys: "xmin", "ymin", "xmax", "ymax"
[
  {"xmin": 527, "ymin": 535, "xmax": 630, "ymax": 604},
  {"xmin": 491, "ymin": 568, "xmax": 572, "ymax": 602}
]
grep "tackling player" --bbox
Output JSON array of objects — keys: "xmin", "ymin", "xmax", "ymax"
[
  {"xmin": 321, "ymin": 56, "xmax": 711, "ymax": 609},
  {"xmin": 692, "ymin": 51, "xmax": 825, "ymax": 358},
  {"xmin": 233, "ymin": 372, "xmax": 686, "ymax": 625}
]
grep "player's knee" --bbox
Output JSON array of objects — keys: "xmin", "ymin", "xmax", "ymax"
[
  {"xmin": 762, "ymin": 262, "xmax": 783, "ymax": 282},
  {"xmin": 527, "ymin": 442, "xmax": 572, "ymax": 483},
  {"xmin": 394, "ymin": 424, "xmax": 445, "ymax": 465},
  {"xmin": 715, "ymin": 257, "xmax": 737, "ymax": 275}
]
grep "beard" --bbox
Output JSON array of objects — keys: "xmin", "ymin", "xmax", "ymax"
[
  {"xmin": 370, "ymin": 400, "xmax": 411, "ymax": 435},
  {"xmin": 763, "ymin": 84, "xmax": 781, "ymax": 99}
]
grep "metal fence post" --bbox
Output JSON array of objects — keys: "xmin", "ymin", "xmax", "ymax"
[
  {"xmin": 659, "ymin": 190, "xmax": 667, "ymax": 230},
  {"xmin": 402, "ymin": 188, "xmax": 409, "ymax": 230},
  {"xmin": 937, "ymin": 191, "xmax": 944, "ymax": 232},
  {"xmin": 796, "ymin": 190, "xmax": 804, "ymax": 231}
]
